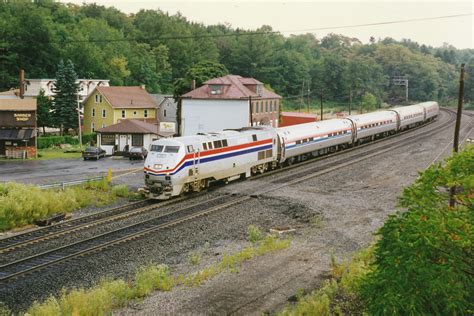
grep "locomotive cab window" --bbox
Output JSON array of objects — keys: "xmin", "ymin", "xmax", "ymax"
[
  {"xmin": 164, "ymin": 146, "xmax": 180, "ymax": 153},
  {"xmin": 222, "ymin": 139, "xmax": 228, "ymax": 147},
  {"xmin": 187, "ymin": 145, "xmax": 195, "ymax": 153},
  {"xmin": 203, "ymin": 143, "xmax": 208, "ymax": 150}
]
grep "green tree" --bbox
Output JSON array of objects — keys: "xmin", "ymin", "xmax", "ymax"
[
  {"xmin": 360, "ymin": 92, "xmax": 378, "ymax": 113},
  {"xmin": 361, "ymin": 146, "xmax": 474, "ymax": 314},
  {"xmin": 36, "ymin": 89, "xmax": 53, "ymax": 135},
  {"xmin": 52, "ymin": 59, "xmax": 79, "ymax": 135},
  {"xmin": 173, "ymin": 61, "xmax": 229, "ymax": 98}
]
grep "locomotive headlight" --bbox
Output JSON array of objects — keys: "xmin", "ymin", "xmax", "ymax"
[{"xmin": 154, "ymin": 164, "xmax": 163, "ymax": 169}]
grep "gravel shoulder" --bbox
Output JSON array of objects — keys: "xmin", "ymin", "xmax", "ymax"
[{"xmin": 1, "ymin": 113, "xmax": 472, "ymax": 314}]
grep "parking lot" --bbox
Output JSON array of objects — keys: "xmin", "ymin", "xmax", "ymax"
[{"xmin": 0, "ymin": 156, "xmax": 145, "ymax": 186}]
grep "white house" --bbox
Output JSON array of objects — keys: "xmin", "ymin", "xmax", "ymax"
[
  {"xmin": 23, "ymin": 79, "xmax": 110, "ymax": 102},
  {"xmin": 180, "ymin": 75, "xmax": 281, "ymax": 136},
  {"xmin": 96, "ymin": 119, "xmax": 159, "ymax": 156}
]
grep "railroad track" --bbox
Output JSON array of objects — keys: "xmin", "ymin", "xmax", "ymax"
[
  {"xmin": 0, "ymin": 200, "xmax": 160, "ymax": 254},
  {"xmin": 0, "ymin": 109, "xmax": 456, "ymax": 283}
]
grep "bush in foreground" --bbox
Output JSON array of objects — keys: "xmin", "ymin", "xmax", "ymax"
[
  {"xmin": 0, "ymin": 180, "xmax": 129, "ymax": 231},
  {"xmin": 361, "ymin": 146, "xmax": 473, "ymax": 314}
]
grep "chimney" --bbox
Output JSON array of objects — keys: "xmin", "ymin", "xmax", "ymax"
[
  {"xmin": 192, "ymin": 79, "xmax": 196, "ymax": 90},
  {"xmin": 19, "ymin": 69, "xmax": 25, "ymax": 99}
]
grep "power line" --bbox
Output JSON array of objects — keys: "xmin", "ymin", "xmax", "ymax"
[{"xmin": 58, "ymin": 13, "xmax": 472, "ymax": 43}]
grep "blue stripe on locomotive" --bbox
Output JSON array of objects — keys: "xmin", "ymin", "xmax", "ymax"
[{"xmin": 146, "ymin": 144, "xmax": 273, "ymax": 176}]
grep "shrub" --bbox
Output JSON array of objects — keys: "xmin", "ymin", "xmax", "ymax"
[
  {"xmin": 134, "ymin": 264, "xmax": 173, "ymax": 297},
  {"xmin": 188, "ymin": 252, "xmax": 201, "ymax": 265},
  {"xmin": 247, "ymin": 225, "xmax": 264, "ymax": 243},
  {"xmin": 360, "ymin": 146, "xmax": 474, "ymax": 315},
  {"xmin": 111, "ymin": 185, "xmax": 129, "ymax": 198},
  {"xmin": 37, "ymin": 133, "xmax": 96, "ymax": 149},
  {"xmin": 0, "ymin": 180, "xmax": 117, "ymax": 231}
]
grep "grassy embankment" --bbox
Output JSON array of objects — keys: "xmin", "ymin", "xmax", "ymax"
[
  {"xmin": 0, "ymin": 179, "xmax": 130, "ymax": 232},
  {"xmin": 279, "ymin": 145, "xmax": 473, "ymax": 315},
  {"xmin": 18, "ymin": 226, "xmax": 290, "ymax": 315}
]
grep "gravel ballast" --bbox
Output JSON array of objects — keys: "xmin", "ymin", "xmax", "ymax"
[{"xmin": 1, "ymin": 112, "xmax": 472, "ymax": 314}]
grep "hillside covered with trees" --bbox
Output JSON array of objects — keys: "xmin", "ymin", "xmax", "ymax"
[{"xmin": 1, "ymin": 1, "xmax": 473, "ymax": 106}]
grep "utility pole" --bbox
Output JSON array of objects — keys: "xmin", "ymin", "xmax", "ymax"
[
  {"xmin": 449, "ymin": 63, "xmax": 465, "ymax": 207},
  {"xmin": 77, "ymin": 93, "xmax": 82, "ymax": 148},
  {"xmin": 349, "ymin": 88, "xmax": 352, "ymax": 115},
  {"xmin": 249, "ymin": 96, "xmax": 253, "ymax": 126},
  {"xmin": 320, "ymin": 90, "xmax": 323, "ymax": 121},
  {"xmin": 300, "ymin": 80, "xmax": 304, "ymax": 112},
  {"xmin": 307, "ymin": 87, "xmax": 310, "ymax": 113}
]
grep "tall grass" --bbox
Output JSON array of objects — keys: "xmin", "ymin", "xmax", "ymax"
[
  {"xmin": 0, "ymin": 181, "xmax": 130, "ymax": 231},
  {"xmin": 278, "ymin": 247, "xmax": 374, "ymax": 316},
  {"xmin": 26, "ymin": 230, "xmax": 291, "ymax": 316}
]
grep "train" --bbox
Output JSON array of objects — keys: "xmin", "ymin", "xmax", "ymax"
[{"xmin": 143, "ymin": 102, "xmax": 439, "ymax": 200}]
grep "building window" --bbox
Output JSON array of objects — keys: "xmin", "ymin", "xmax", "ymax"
[
  {"xmin": 265, "ymin": 101, "xmax": 268, "ymax": 112},
  {"xmin": 121, "ymin": 110, "xmax": 125, "ymax": 118},
  {"xmin": 102, "ymin": 123, "xmax": 106, "ymax": 128},
  {"xmin": 101, "ymin": 134, "xmax": 115, "ymax": 145},
  {"xmin": 95, "ymin": 94, "xmax": 102, "ymax": 103},
  {"xmin": 132, "ymin": 134, "xmax": 144, "ymax": 147},
  {"xmin": 210, "ymin": 84, "xmax": 222, "ymax": 95},
  {"xmin": 164, "ymin": 109, "xmax": 167, "ymax": 117},
  {"xmin": 92, "ymin": 108, "xmax": 95, "ymax": 117},
  {"xmin": 91, "ymin": 122, "xmax": 95, "ymax": 132},
  {"xmin": 133, "ymin": 111, "xmax": 137, "ymax": 116},
  {"xmin": 102, "ymin": 109, "xmax": 106, "ymax": 118},
  {"xmin": 144, "ymin": 109, "xmax": 148, "ymax": 118}
]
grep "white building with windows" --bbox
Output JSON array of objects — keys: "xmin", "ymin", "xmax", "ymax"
[
  {"xmin": 22, "ymin": 78, "xmax": 109, "ymax": 102},
  {"xmin": 96, "ymin": 119, "xmax": 159, "ymax": 155},
  {"xmin": 180, "ymin": 75, "xmax": 281, "ymax": 136}
]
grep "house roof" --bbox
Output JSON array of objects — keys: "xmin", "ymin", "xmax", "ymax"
[
  {"xmin": 182, "ymin": 75, "xmax": 281, "ymax": 100},
  {"xmin": 151, "ymin": 94, "xmax": 176, "ymax": 107},
  {"xmin": 87, "ymin": 86, "xmax": 157, "ymax": 109},
  {"xmin": 97, "ymin": 119, "xmax": 159, "ymax": 134},
  {"xmin": 0, "ymin": 98, "xmax": 37, "ymax": 111}
]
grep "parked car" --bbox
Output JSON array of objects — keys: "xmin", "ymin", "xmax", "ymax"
[
  {"xmin": 82, "ymin": 147, "xmax": 106, "ymax": 160},
  {"xmin": 129, "ymin": 146, "xmax": 148, "ymax": 160}
]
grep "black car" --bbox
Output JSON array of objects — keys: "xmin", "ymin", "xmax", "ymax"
[
  {"xmin": 82, "ymin": 147, "xmax": 106, "ymax": 160},
  {"xmin": 128, "ymin": 147, "xmax": 148, "ymax": 160}
]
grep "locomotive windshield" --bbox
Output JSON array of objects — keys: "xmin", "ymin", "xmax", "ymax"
[
  {"xmin": 164, "ymin": 146, "xmax": 180, "ymax": 153},
  {"xmin": 150, "ymin": 145, "xmax": 164, "ymax": 152}
]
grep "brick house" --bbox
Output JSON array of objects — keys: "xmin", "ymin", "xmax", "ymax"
[{"xmin": 180, "ymin": 75, "xmax": 281, "ymax": 136}]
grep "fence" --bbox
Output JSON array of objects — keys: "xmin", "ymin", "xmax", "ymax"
[{"xmin": 38, "ymin": 176, "xmax": 104, "ymax": 190}]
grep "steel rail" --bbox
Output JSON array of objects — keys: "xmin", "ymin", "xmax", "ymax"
[{"xmin": 0, "ymin": 109, "xmax": 456, "ymax": 283}]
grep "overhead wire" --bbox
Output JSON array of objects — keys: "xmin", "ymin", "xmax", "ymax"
[{"xmin": 57, "ymin": 13, "xmax": 473, "ymax": 43}]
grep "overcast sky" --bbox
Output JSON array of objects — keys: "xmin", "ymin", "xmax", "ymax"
[{"xmin": 62, "ymin": 0, "xmax": 473, "ymax": 49}]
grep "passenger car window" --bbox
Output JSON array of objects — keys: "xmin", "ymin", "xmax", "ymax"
[
  {"xmin": 222, "ymin": 139, "xmax": 228, "ymax": 147},
  {"xmin": 203, "ymin": 143, "xmax": 208, "ymax": 150},
  {"xmin": 164, "ymin": 146, "xmax": 180, "ymax": 153},
  {"xmin": 213, "ymin": 140, "xmax": 222, "ymax": 148},
  {"xmin": 150, "ymin": 145, "xmax": 164, "ymax": 152}
]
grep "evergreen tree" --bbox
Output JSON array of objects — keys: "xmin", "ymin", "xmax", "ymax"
[
  {"xmin": 36, "ymin": 89, "xmax": 53, "ymax": 135},
  {"xmin": 52, "ymin": 59, "xmax": 79, "ymax": 135}
]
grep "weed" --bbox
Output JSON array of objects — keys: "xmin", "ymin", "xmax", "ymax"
[
  {"xmin": 111, "ymin": 185, "xmax": 129, "ymax": 198},
  {"xmin": 188, "ymin": 252, "xmax": 201, "ymax": 265},
  {"xmin": 310, "ymin": 214, "xmax": 324, "ymax": 228},
  {"xmin": 134, "ymin": 264, "xmax": 173, "ymax": 297},
  {"xmin": 247, "ymin": 225, "xmax": 264, "ymax": 243}
]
